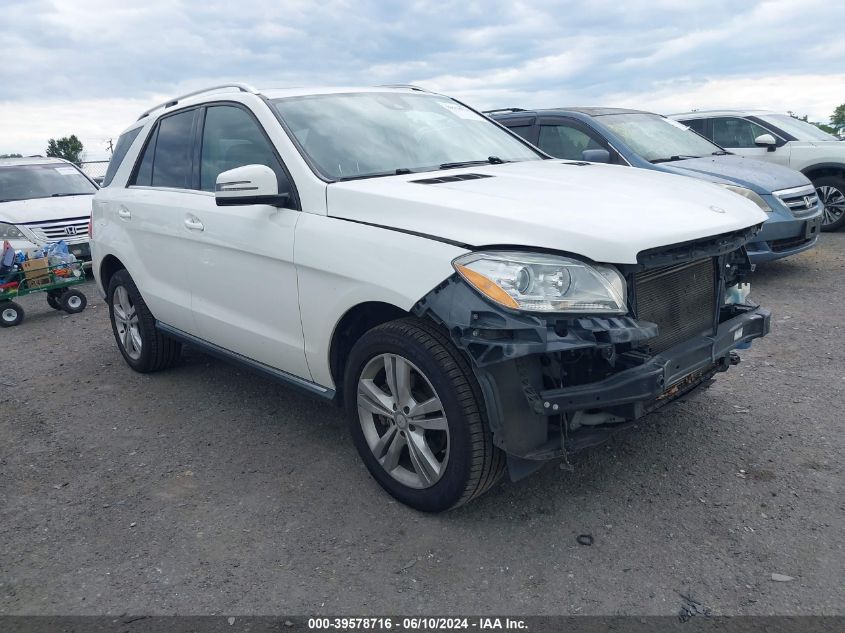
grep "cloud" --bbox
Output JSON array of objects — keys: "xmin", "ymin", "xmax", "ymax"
[{"xmin": 1, "ymin": 0, "xmax": 843, "ymax": 157}]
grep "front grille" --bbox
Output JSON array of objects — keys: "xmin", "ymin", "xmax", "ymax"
[
  {"xmin": 774, "ymin": 185, "xmax": 820, "ymax": 218},
  {"xmin": 634, "ymin": 258, "xmax": 715, "ymax": 353},
  {"xmin": 22, "ymin": 216, "xmax": 89, "ymax": 245}
]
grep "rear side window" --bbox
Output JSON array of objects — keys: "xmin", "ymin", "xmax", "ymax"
[
  {"xmin": 683, "ymin": 119, "xmax": 707, "ymax": 135},
  {"xmin": 199, "ymin": 105, "xmax": 290, "ymax": 195},
  {"xmin": 131, "ymin": 109, "xmax": 195, "ymax": 189},
  {"xmin": 506, "ymin": 125, "xmax": 533, "ymax": 142},
  {"xmin": 102, "ymin": 127, "xmax": 142, "ymax": 187}
]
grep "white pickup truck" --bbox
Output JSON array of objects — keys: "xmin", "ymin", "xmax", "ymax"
[{"xmin": 92, "ymin": 84, "xmax": 770, "ymax": 511}]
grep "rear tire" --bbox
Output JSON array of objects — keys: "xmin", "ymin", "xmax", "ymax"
[
  {"xmin": 814, "ymin": 175, "xmax": 845, "ymax": 231},
  {"xmin": 344, "ymin": 317, "xmax": 505, "ymax": 512},
  {"xmin": 107, "ymin": 269, "xmax": 181, "ymax": 372},
  {"xmin": 0, "ymin": 301, "xmax": 24, "ymax": 327},
  {"xmin": 47, "ymin": 290, "xmax": 63, "ymax": 311},
  {"xmin": 60, "ymin": 289, "xmax": 87, "ymax": 314}
]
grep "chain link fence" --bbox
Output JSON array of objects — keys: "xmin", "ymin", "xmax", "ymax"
[{"xmin": 79, "ymin": 160, "xmax": 110, "ymax": 183}]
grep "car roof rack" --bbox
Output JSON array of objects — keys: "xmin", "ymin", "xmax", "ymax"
[
  {"xmin": 137, "ymin": 83, "xmax": 260, "ymax": 120},
  {"xmin": 482, "ymin": 108, "xmax": 526, "ymax": 114}
]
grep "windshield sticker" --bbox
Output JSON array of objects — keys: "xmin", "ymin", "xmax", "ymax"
[
  {"xmin": 55, "ymin": 167, "xmax": 79, "ymax": 175},
  {"xmin": 437, "ymin": 101, "xmax": 482, "ymax": 120}
]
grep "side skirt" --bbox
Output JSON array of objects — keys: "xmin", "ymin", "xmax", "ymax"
[{"xmin": 155, "ymin": 322, "xmax": 336, "ymax": 401}]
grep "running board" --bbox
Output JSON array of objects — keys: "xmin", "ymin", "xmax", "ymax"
[{"xmin": 155, "ymin": 322, "xmax": 335, "ymax": 400}]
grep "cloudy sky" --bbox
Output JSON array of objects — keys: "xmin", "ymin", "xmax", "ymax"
[{"xmin": 2, "ymin": 0, "xmax": 843, "ymax": 160}]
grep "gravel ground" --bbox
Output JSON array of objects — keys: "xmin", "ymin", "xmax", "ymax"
[{"xmin": 1, "ymin": 234, "xmax": 843, "ymax": 616}]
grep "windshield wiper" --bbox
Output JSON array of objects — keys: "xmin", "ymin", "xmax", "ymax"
[
  {"xmin": 50, "ymin": 192, "xmax": 89, "ymax": 197},
  {"xmin": 439, "ymin": 156, "xmax": 508, "ymax": 169},
  {"xmin": 649, "ymin": 155, "xmax": 700, "ymax": 164},
  {"xmin": 337, "ymin": 168, "xmax": 414, "ymax": 182},
  {"xmin": 711, "ymin": 150, "xmax": 731, "ymax": 155}
]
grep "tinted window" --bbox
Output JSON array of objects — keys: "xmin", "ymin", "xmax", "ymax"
[
  {"xmin": 200, "ymin": 105, "xmax": 289, "ymax": 195},
  {"xmin": 710, "ymin": 117, "xmax": 771, "ymax": 148},
  {"xmin": 151, "ymin": 110, "xmax": 195, "ymax": 188},
  {"xmin": 0, "ymin": 163, "xmax": 96, "ymax": 202},
  {"xmin": 683, "ymin": 119, "xmax": 707, "ymax": 135},
  {"xmin": 538, "ymin": 124, "xmax": 603, "ymax": 160},
  {"xmin": 132, "ymin": 126, "xmax": 157, "ymax": 187},
  {"xmin": 506, "ymin": 125, "xmax": 533, "ymax": 142},
  {"xmin": 103, "ymin": 127, "xmax": 142, "ymax": 187}
]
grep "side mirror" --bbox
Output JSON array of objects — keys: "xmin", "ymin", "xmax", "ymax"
[
  {"xmin": 215, "ymin": 164, "xmax": 289, "ymax": 207},
  {"xmin": 754, "ymin": 133, "xmax": 777, "ymax": 151},
  {"xmin": 582, "ymin": 148, "xmax": 611, "ymax": 163}
]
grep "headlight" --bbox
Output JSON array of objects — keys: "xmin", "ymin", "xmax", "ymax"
[
  {"xmin": 718, "ymin": 184, "xmax": 771, "ymax": 212},
  {"xmin": 453, "ymin": 251, "xmax": 627, "ymax": 314},
  {"xmin": 0, "ymin": 222, "xmax": 26, "ymax": 240}
]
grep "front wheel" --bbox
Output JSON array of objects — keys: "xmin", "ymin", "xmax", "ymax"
[
  {"xmin": 344, "ymin": 318, "xmax": 505, "ymax": 512},
  {"xmin": 107, "ymin": 269, "xmax": 181, "ymax": 372},
  {"xmin": 0, "ymin": 301, "xmax": 24, "ymax": 327},
  {"xmin": 815, "ymin": 175, "xmax": 845, "ymax": 231}
]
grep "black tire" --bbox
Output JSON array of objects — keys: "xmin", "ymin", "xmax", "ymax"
[
  {"xmin": 47, "ymin": 290, "xmax": 63, "ymax": 311},
  {"xmin": 0, "ymin": 301, "xmax": 24, "ymax": 327},
  {"xmin": 107, "ymin": 269, "xmax": 181, "ymax": 373},
  {"xmin": 814, "ymin": 175, "xmax": 845, "ymax": 231},
  {"xmin": 60, "ymin": 289, "xmax": 87, "ymax": 314},
  {"xmin": 344, "ymin": 317, "xmax": 505, "ymax": 512}
]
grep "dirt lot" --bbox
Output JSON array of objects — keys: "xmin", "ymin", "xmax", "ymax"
[{"xmin": 1, "ymin": 234, "xmax": 843, "ymax": 616}]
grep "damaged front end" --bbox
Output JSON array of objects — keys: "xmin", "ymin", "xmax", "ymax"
[{"xmin": 413, "ymin": 229, "xmax": 771, "ymax": 480}]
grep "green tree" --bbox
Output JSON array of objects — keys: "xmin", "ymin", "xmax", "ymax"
[
  {"xmin": 46, "ymin": 135, "xmax": 84, "ymax": 165},
  {"xmin": 832, "ymin": 103, "xmax": 845, "ymax": 133},
  {"xmin": 0, "ymin": 153, "xmax": 23, "ymax": 158}
]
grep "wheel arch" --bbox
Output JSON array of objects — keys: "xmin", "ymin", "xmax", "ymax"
[
  {"xmin": 328, "ymin": 301, "xmax": 410, "ymax": 405},
  {"xmin": 802, "ymin": 163, "xmax": 845, "ymax": 181},
  {"xmin": 98, "ymin": 254, "xmax": 127, "ymax": 294}
]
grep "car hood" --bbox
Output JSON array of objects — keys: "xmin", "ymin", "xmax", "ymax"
[
  {"xmin": 326, "ymin": 160, "xmax": 768, "ymax": 264},
  {"xmin": 0, "ymin": 195, "xmax": 94, "ymax": 224},
  {"xmin": 660, "ymin": 155, "xmax": 810, "ymax": 193}
]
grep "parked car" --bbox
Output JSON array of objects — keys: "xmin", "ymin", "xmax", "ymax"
[
  {"xmin": 670, "ymin": 110, "xmax": 845, "ymax": 231},
  {"xmin": 488, "ymin": 107, "xmax": 823, "ymax": 263},
  {"xmin": 92, "ymin": 84, "xmax": 770, "ymax": 511},
  {"xmin": 0, "ymin": 156, "xmax": 98, "ymax": 261}
]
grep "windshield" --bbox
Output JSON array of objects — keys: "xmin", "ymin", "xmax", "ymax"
[
  {"xmin": 756, "ymin": 114, "xmax": 838, "ymax": 142},
  {"xmin": 272, "ymin": 92, "xmax": 542, "ymax": 180},
  {"xmin": 0, "ymin": 163, "xmax": 96, "ymax": 202},
  {"xmin": 599, "ymin": 112, "xmax": 724, "ymax": 162}
]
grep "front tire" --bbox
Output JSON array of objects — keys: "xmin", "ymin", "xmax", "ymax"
[
  {"xmin": 0, "ymin": 301, "xmax": 24, "ymax": 327},
  {"xmin": 107, "ymin": 269, "xmax": 181, "ymax": 373},
  {"xmin": 344, "ymin": 318, "xmax": 505, "ymax": 512},
  {"xmin": 815, "ymin": 175, "xmax": 845, "ymax": 231}
]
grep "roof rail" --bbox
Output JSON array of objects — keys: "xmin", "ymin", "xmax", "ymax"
[
  {"xmin": 482, "ymin": 108, "xmax": 525, "ymax": 115},
  {"xmin": 137, "ymin": 83, "xmax": 260, "ymax": 120},
  {"xmin": 377, "ymin": 84, "xmax": 429, "ymax": 92}
]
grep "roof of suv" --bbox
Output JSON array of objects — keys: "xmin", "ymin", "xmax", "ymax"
[
  {"xmin": 490, "ymin": 107, "xmax": 651, "ymax": 118},
  {"xmin": 0, "ymin": 156, "xmax": 75, "ymax": 168},
  {"xmin": 670, "ymin": 109, "xmax": 780, "ymax": 119}
]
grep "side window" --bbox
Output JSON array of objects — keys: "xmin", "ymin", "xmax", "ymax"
[
  {"xmin": 102, "ymin": 127, "xmax": 142, "ymax": 187},
  {"xmin": 132, "ymin": 125, "xmax": 158, "ymax": 187},
  {"xmin": 710, "ymin": 117, "xmax": 771, "ymax": 148},
  {"xmin": 538, "ymin": 124, "xmax": 604, "ymax": 160},
  {"xmin": 151, "ymin": 110, "xmax": 195, "ymax": 188},
  {"xmin": 506, "ymin": 125, "xmax": 533, "ymax": 142},
  {"xmin": 199, "ymin": 105, "xmax": 291, "ymax": 197},
  {"xmin": 683, "ymin": 119, "xmax": 707, "ymax": 136}
]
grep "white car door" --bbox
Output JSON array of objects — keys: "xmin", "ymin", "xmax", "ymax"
[
  {"xmin": 115, "ymin": 108, "xmax": 200, "ymax": 333},
  {"xmin": 709, "ymin": 116, "xmax": 792, "ymax": 167},
  {"xmin": 178, "ymin": 103, "xmax": 310, "ymax": 381}
]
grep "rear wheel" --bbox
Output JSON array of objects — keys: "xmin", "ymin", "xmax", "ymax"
[
  {"xmin": 814, "ymin": 175, "xmax": 845, "ymax": 231},
  {"xmin": 0, "ymin": 301, "xmax": 24, "ymax": 327},
  {"xmin": 344, "ymin": 318, "xmax": 505, "ymax": 512},
  {"xmin": 47, "ymin": 290, "xmax": 63, "ymax": 311},
  {"xmin": 107, "ymin": 269, "xmax": 181, "ymax": 372},
  {"xmin": 60, "ymin": 289, "xmax": 87, "ymax": 314}
]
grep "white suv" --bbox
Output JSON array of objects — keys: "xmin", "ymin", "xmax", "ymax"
[
  {"xmin": 671, "ymin": 110, "xmax": 845, "ymax": 231},
  {"xmin": 0, "ymin": 156, "xmax": 98, "ymax": 260},
  {"xmin": 92, "ymin": 84, "xmax": 771, "ymax": 511}
]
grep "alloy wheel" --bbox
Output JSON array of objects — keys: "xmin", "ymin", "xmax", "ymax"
[
  {"xmin": 112, "ymin": 285, "xmax": 142, "ymax": 360},
  {"xmin": 357, "ymin": 353, "xmax": 450, "ymax": 489},
  {"xmin": 818, "ymin": 185, "xmax": 845, "ymax": 226}
]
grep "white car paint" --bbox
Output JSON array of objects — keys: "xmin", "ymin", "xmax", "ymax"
[{"xmin": 93, "ymin": 85, "xmax": 767, "ymax": 393}]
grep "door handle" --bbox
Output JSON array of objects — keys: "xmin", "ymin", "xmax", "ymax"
[
  {"xmin": 117, "ymin": 207, "xmax": 131, "ymax": 220},
  {"xmin": 184, "ymin": 217, "xmax": 204, "ymax": 231}
]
